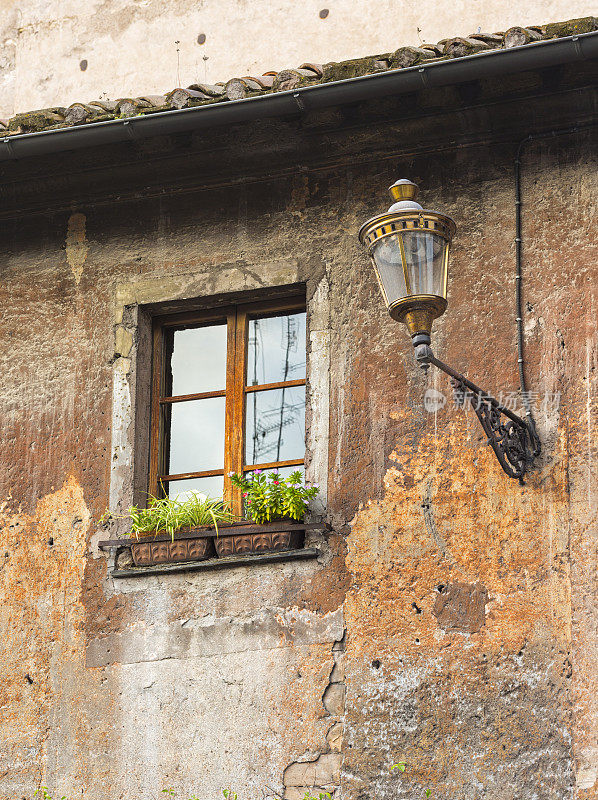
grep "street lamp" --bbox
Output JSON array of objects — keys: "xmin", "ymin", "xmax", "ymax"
[{"xmin": 359, "ymin": 179, "xmax": 540, "ymax": 482}]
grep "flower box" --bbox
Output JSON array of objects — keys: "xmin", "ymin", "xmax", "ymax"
[
  {"xmin": 213, "ymin": 522, "xmax": 304, "ymax": 557},
  {"xmin": 130, "ymin": 534, "xmax": 214, "ymax": 567},
  {"xmin": 120, "ymin": 521, "xmax": 309, "ymax": 568}
]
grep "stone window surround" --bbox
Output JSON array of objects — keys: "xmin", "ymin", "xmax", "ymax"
[{"xmin": 107, "ymin": 262, "xmax": 330, "ymax": 541}]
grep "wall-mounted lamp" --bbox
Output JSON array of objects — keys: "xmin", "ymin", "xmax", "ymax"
[{"xmin": 359, "ymin": 179, "xmax": 540, "ymax": 482}]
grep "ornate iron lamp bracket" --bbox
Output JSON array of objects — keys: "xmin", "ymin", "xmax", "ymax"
[{"xmin": 415, "ymin": 344, "xmax": 541, "ymax": 483}]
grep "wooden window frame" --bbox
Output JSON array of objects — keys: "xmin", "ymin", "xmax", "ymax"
[{"xmin": 149, "ymin": 295, "xmax": 306, "ymax": 516}]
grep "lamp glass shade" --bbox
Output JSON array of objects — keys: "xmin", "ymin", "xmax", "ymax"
[
  {"xmin": 358, "ymin": 180, "xmax": 456, "ymax": 334},
  {"xmin": 371, "ymin": 230, "xmax": 449, "ymax": 307}
]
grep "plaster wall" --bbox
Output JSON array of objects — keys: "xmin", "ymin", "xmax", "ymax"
[
  {"xmin": 1, "ymin": 0, "xmax": 598, "ymax": 118},
  {"xmin": 0, "ymin": 129, "xmax": 596, "ymax": 800}
]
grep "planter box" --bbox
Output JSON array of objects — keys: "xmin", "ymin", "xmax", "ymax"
[
  {"xmin": 214, "ymin": 526, "xmax": 304, "ymax": 558},
  {"xmin": 101, "ymin": 521, "xmax": 318, "ymax": 569},
  {"xmin": 131, "ymin": 535, "xmax": 214, "ymax": 566}
]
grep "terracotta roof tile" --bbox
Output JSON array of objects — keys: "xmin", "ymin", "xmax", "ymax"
[
  {"xmin": 65, "ymin": 102, "xmax": 104, "ymax": 125},
  {"xmin": 4, "ymin": 15, "xmax": 597, "ymax": 137},
  {"xmin": 469, "ymin": 33, "xmax": 504, "ymax": 44},
  {"xmin": 389, "ymin": 46, "xmax": 438, "ymax": 69},
  {"xmin": 299, "ymin": 63, "xmax": 324, "ymax": 77},
  {"xmin": 443, "ymin": 37, "xmax": 493, "ymax": 58},
  {"xmin": 186, "ymin": 83, "xmax": 226, "ymax": 97},
  {"xmin": 167, "ymin": 87, "xmax": 212, "ymax": 108},
  {"xmin": 504, "ymin": 27, "xmax": 542, "ymax": 48}
]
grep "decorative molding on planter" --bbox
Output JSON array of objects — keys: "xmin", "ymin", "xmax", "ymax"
[
  {"xmin": 131, "ymin": 536, "xmax": 214, "ymax": 566},
  {"xmin": 214, "ymin": 528, "xmax": 303, "ymax": 558}
]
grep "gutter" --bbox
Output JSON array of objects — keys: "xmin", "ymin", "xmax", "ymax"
[{"xmin": 1, "ymin": 31, "xmax": 598, "ymax": 162}]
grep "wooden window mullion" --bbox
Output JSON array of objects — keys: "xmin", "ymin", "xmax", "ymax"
[
  {"xmin": 149, "ymin": 322, "xmax": 165, "ymax": 496},
  {"xmin": 228, "ymin": 307, "xmax": 248, "ymax": 516},
  {"xmin": 223, "ymin": 309, "xmax": 237, "ymax": 511}
]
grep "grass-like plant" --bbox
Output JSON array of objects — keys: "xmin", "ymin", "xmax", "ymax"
[
  {"xmin": 102, "ymin": 492, "xmax": 234, "ymax": 540},
  {"xmin": 229, "ymin": 469, "xmax": 319, "ymax": 524}
]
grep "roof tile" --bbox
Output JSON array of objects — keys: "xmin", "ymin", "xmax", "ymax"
[
  {"xmin": 504, "ymin": 26, "xmax": 542, "ymax": 48},
  {"xmin": 443, "ymin": 37, "xmax": 492, "ymax": 58},
  {"xmin": 224, "ymin": 78, "xmax": 250, "ymax": 100},
  {"xmin": 389, "ymin": 45, "xmax": 439, "ymax": 69},
  {"xmin": 167, "ymin": 87, "xmax": 212, "ymax": 109},
  {"xmin": 186, "ymin": 83, "xmax": 226, "ymax": 97}
]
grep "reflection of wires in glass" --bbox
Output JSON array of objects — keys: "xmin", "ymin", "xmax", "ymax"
[
  {"xmin": 252, "ymin": 400, "xmax": 304, "ymax": 460},
  {"xmin": 248, "ymin": 313, "xmax": 307, "ymax": 465},
  {"xmin": 276, "ymin": 316, "xmax": 293, "ymax": 461}
]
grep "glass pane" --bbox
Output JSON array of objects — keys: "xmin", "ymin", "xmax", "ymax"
[
  {"xmin": 166, "ymin": 476, "xmax": 224, "ymax": 503},
  {"xmin": 371, "ymin": 235, "xmax": 407, "ymax": 306},
  {"xmin": 372, "ymin": 231, "xmax": 447, "ymax": 305},
  {"xmin": 254, "ymin": 465, "xmax": 305, "ymax": 482},
  {"xmin": 247, "ymin": 312, "xmax": 306, "ymax": 387},
  {"xmin": 402, "ymin": 231, "xmax": 447, "ymax": 297},
  {"xmin": 167, "ymin": 324, "xmax": 227, "ymax": 396},
  {"xmin": 245, "ymin": 386, "xmax": 305, "ymax": 465},
  {"xmin": 167, "ymin": 397, "xmax": 225, "ymax": 475}
]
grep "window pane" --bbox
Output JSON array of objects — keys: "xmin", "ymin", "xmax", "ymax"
[
  {"xmin": 167, "ymin": 397, "xmax": 225, "ymax": 474},
  {"xmin": 167, "ymin": 324, "xmax": 227, "ymax": 396},
  {"xmin": 245, "ymin": 386, "xmax": 305, "ymax": 465},
  {"xmin": 247, "ymin": 312, "xmax": 306, "ymax": 386},
  {"xmin": 165, "ymin": 476, "xmax": 224, "ymax": 503}
]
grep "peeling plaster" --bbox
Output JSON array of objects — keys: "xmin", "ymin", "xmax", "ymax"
[{"xmin": 65, "ymin": 212, "xmax": 88, "ymax": 285}]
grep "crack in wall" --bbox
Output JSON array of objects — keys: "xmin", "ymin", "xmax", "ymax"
[
  {"xmin": 421, "ymin": 480, "xmax": 447, "ymax": 558},
  {"xmin": 282, "ymin": 630, "xmax": 346, "ymax": 800}
]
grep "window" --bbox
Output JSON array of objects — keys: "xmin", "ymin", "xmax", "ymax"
[{"xmin": 149, "ymin": 296, "xmax": 306, "ymax": 514}]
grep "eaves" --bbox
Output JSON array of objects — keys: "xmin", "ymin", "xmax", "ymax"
[{"xmin": 1, "ymin": 30, "xmax": 598, "ymax": 163}]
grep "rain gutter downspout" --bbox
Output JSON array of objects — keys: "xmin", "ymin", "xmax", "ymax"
[{"xmin": 1, "ymin": 30, "xmax": 598, "ymax": 162}]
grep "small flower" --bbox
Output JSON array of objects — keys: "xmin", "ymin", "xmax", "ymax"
[
  {"xmin": 254, "ymin": 469, "xmax": 262, "ymax": 474},
  {"xmin": 273, "ymin": 481, "xmax": 279, "ymax": 485},
  {"xmin": 242, "ymin": 492, "xmax": 248, "ymax": 497}
]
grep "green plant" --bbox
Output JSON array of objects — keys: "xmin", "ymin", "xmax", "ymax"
[
  {"xmin": 302, "ymin": 793, "xmax": 332, "ymax": 800},
  {"xmin": 34, "ymin": 790, "xmax": 66, "ymax": 800},
  {"xmin": 102, "ymin": 491, "xmax": 234, "ymax": 540},
  {"xmin": 229, "ymin": 470, "xmax": 319, "ymax": 524},
  {"xmin": 391, "ymin": 761, "xmax": 431, "ymax": 798}
]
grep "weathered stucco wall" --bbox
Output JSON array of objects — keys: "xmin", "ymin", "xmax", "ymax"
[
  {"xmin": 1, "ymin": 0, "xmax": 598, "ymax": 118},
  {"xmin": 0, "ymin": 121, "xmax": 596, "ymax": 800}
]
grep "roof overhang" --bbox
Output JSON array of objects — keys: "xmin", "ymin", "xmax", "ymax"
[{"xmin": 2, "ymin": 30, "xmax": 598, "ymax": 163}]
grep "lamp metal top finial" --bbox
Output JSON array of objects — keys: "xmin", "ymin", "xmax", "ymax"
[
  {"xmin": 387, "ymin": 179, "xmax": 422, "ymax": 212},
  {"xmin": 389, "ymin": 179, "xmax": 418, "ymax": 202}
]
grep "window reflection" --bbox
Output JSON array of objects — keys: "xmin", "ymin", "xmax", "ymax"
[
  {"xmin": 167, "ymin": 397, "xmax": 225, "ymax": 475},
  {"xmin": 245, "ymin": 386, "xmax": 305, "ymax": 465},
  {"xmin": 247, "ymin": 313, "xmax": 306, "ymax": 386},
  {"xmin": 167, "ymin": 324, "xmax": 227, "ymax": 396},
  {"xmin": 166, "ymin": 476, "xmax": 224, "ymax": 502}
]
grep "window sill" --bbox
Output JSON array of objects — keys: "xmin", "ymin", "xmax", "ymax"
[
  {"xmin": 110, "ymin": 546, "xmax": 319, "ymax": 579},
  {"xmin": 98, "ymin": 520, "xmax": 326, "ymax": 577}
]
